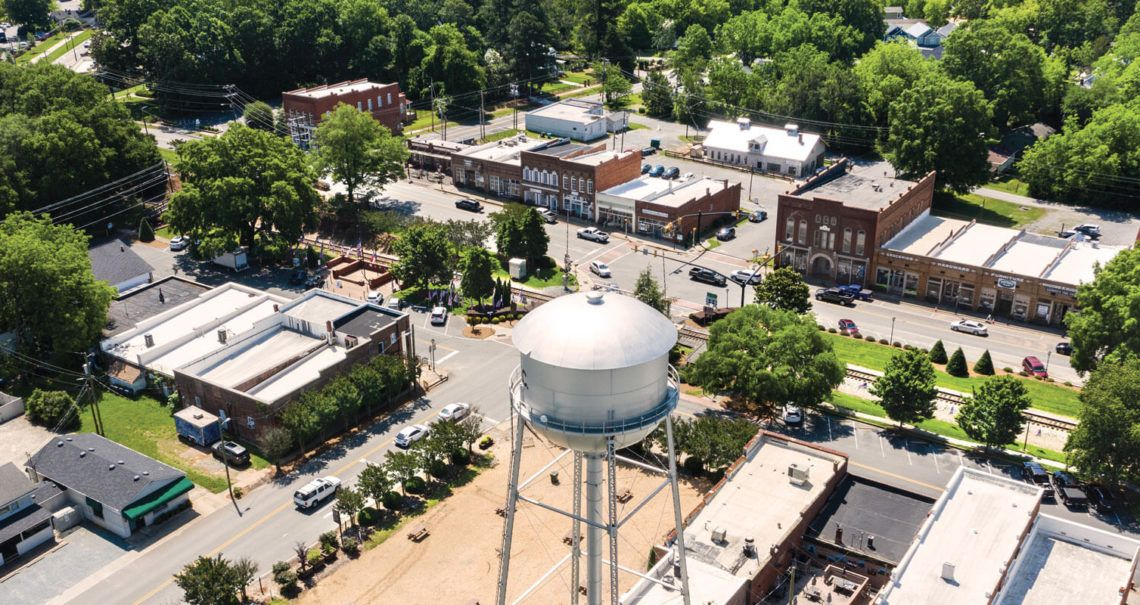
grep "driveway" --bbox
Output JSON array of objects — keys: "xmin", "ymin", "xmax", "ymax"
[
  {"xmin": 0, "ymin": 418, "xmax": 54, "ymax": 467},
  {"xmin": 1, "ymin": 525, "xmax": 131, "ymax": 605}
]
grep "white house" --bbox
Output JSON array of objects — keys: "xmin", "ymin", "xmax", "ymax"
[
  {"xmin": 701, "ymin": 119, "xmax": 826, "ymax": 178},
  {"xmin": 0, "ymin": 462, "xmax": 64, "ymax": 566},
  {"xmin": 525, "ymin": 99, "xmax": 628, "ymax": 141}
]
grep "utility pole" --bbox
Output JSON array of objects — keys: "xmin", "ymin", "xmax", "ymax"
[
  {"xmin": 600, "ymin": 58, "xmax": 608, "ymax": 106},
  {"xmin": 79, "ymin": 357, "xmax": 104, "ymax": 436},
  {"xmin": 429, "ymin": 80, "xmax": 436, "ymax": 133},
  {"xmin": 479, "ymin": 89, "xmax": 486, "ymax": 140},
  {"xmin": 218, "ymin": 414, "xmax": 242, "ymax": 517}
]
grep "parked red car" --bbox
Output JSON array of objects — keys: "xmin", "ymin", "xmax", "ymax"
[
  {"xmin": 838, "ymin": 319, "xmax": 859, "ymax": 334},
  {"xmin": 1022, "ymin": 356, "xmax": 1048, "ymax": 378}
]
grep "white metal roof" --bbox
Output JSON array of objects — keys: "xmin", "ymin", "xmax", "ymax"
[
  {"xmin": 703, "ymin": 120, "xmax": 822, "ymax": 162},
  {"xmin": 512, "ymin": 291, "xmax": 676, "ymax": 370},
  {"xmin": 1043, "ymin": 242, "xmax": 1123, "ymax": 285}
]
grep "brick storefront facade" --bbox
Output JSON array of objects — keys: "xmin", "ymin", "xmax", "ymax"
[
  {"xmin": 283, "ymin": 80, "xmax": 406, "ymax": 147},
  {"xmin": 520, "ymin": 143, "xmax": 640, "ymax": 221}
]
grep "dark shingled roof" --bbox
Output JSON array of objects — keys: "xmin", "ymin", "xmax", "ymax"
[
  {"xmin": 0, "ymin": 462, "xmax": 35, "ymax": 505},
  {"xmin": 334, "ymin": 307, "xmax": 397, "ymax": 338},
  {"xmin": 806, "ymin": 474, "xmax": 935, "ymax": 566},
  {"xmin": 26, "ymin": 433, "xmax": 184, "ymax": 511},
  {"xmin": 87, "ymin": 240, "xmax": 154, "ymax": 288},
  {"xmin": 104, "ymin": 276, "xmax": 212, "ymax": 336}
]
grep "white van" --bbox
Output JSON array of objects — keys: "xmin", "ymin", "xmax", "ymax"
[{"xmin": 293, "ymin": 476, "xmax": 341, "ymax": 509}]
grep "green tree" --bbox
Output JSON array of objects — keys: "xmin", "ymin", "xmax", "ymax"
[
  {"xmin": 173, "ymin": 554, "xmax": 243, "ymax": 605},
  {"xmin": 232, "ymin": 558, "xmax": 257, "ymax": 604},
  {"xmin": 25, "ymin": 389, "xmax": 77, "ymax": 430},
  {"xmin": 280, "ymin": 399, "xmax": 319, "ymax": 453},
  {"xmin": 633, "ymin": 268, "xmax": 670, "ymax": 316},
  {"xmin": 688, "ymin": 305, "xmax": 845, "ymax": 419},
  {"xmin": 753, "ymin": 267, "xmax": 810, "ymax": 314},
  {"xmin": 312, "ymin": 104, "xmax": 408, "ymax": 207},
  {"xmin": 941, "ymin": 21, "xmax": 1046, "ymax": 127},
  {"xmin": 257, "ymin": 426, "xmax": 293, "ymax": 476},
  {"xmin": 853, "ymin": 41, "xmax": 936, "ymax": 126},
  {"xmin": 800, "ymin": 0, "xmax": 886, "ymax": 57},
  {"xmin": 973, "ymin": 350, "xmax": 995, "ymax": 375},
  {"xmin": 928, "ymin": 340, "xmax": 948, "ymax": 364},
  {"xmin": 946, "ymin": 347, "xmax": 969, "ymax": 377},
  {"xmin": 1065, "ymin": 359, "xmax": 1140, "ymax": 486},
  {"xmin": 503, "ymin": 4, "xmax": 556, "ymax": 90},
  {"xmin": 641, "ymin": 71, "xmax": 674, "ymax": 118},
  {"xmin": 594, "ymin": 61, "xmax": 632, "ymax": 107},
  {"xmin": 0, "ymin": 213, "xmax": 115, "ymax": 360},
  {"xmin": 1063, "ymin": 248, "xmax": 1140, "ymax": 372},
  {"xmin": 138, "ymin": 218, "xmax": 155, "ymax": 243},
  {"xmin": 334, "ymin": 485, "xmax": 366, "ymax": 535},
  {"xmin": 459, "ymin": 247, "xmax": 496, "ymax": 307},
  {"xmin": 324, "ymin": 375, "xmax": 362, "ymax": 431},
  {"xmin": 671, "ymin": 416, "xmax": 759, "ymax": 474},
  {"xmin": 3, "ymin": 0, "xmax": 51, "ymax": 26},
  {"xmin": 671, "ymin": 24, "xmax": 713, "ymax": 77},
  {"xmin": 384, "ymin": 450, "xmax": 421, "ymax": 495},
  {"xmin": 164, "ymin": 124, "xmax": 318, "ymax": 257},
  {"xmin": 391, "ymin": 223, "xmax": 452, "ymax": 289},
  {"xmin": 871, "ymin": 348, "xmax": 937, "ymax": 427},
  {"xmin": 957, "ymin": 376, "xmax": 1030, "ymax": 449},
  {"xmin": 885, "ymin": 72, "xmax": 992, "ymax": 193},
  {"xmin": 357, "ymin": 461, "xmax": 395, "ymax": 505},
  {"xmin": 272, "ymin": 561, "xmax": 297, "ymax": 593},
  {"xmin": 455, "ymin": 413, "xmax": 484, "ymax": 453},
  {"xmin": 242, "ymin": 101, "xmax": 276, "ymax": 133},
  {"xmin": 490, "ymin": 204, "xmax": 547, "ymax": 267},
  {"xmin": 520, "ymin": 208, "xmax": 550, "ymax": 266}
]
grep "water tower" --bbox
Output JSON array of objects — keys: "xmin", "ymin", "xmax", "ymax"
[{"xmin": 496, "ymin": 291, "xmax": 692, "ymax": 605}]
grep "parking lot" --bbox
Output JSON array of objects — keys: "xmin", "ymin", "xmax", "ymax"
[{"xmin": 0, "ymin": 525, "xmax": 131, "ymax": 605}]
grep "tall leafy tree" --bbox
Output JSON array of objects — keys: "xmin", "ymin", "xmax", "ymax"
[
  {"xmin": 957, "ymin": 376, "xmax": 1030, "ymax": 449},
  {"xmin": 312, "ymin": 104, "xmax": 408, "ymax": 207},
  {"xmin": 941, "ymin": 21, "xmax": 1046, "ymax": 128},
  {"xmin": 594, "ymin": 61, "xmax": 632, "ymax": 107},
  {"xmin": 641, "ymin": 71, "xmax": 675, "ymax": 118},
  {"xmin": 800, "ymin": 0, "xmax": 886, "ymax": 57},
  {"xmin": 945, "ymin": 347, "xmax": 969, "ymax": 377},
  {"xmin": 0, "ymin": 213, "xmax": 115, "ymax": 360},
  {"xmin": 384, "ymin": 450, "xmax": 421, "ymax": 495},
  {"xmin": 688, "ymin": 305, "xmax": 845, "ymax": 419},
  {"xmin": 459, "ymin": 247, "xmax": 496, "ymax": 306},
  {"xmin": 1063, "ymin": 248, "xmax": 1140, "ymax": 373},
  {"xmin": 3, "ymin": 0, "xmax": 51, "ymax": 26},
  {"xmin": 491, "ymin": 204, "xmax": 548, "ymax": 266},
  {"xmin": 633, "ymin": 268, "xmax": 670, "ymax": 316},
  {"xmin": 242, "ymin": 101, "xmax": 276, "ymax": 133},
  {"xmin": 391, "ymin": 223, "xmax": 452, "ymax": 289},
  {"xmin": 357, "ymin": 461, "xmax": 395, "ymax": 504},
  {"xmin": 174, "ymin": 554, "xmax": 244, "ymax": 605},
  {"xmin": 164, "ymin": 124, "xmax": 318, "ymax": 257},
  {"xmin": 753, "ymin": 267, "xmax": 810, "ymax": 314},
  {"xmin": 853, "ymin": 41, "xmax": 936, "ymax": 127},
  {"xmin": 1065, "ymin": 359, "xmax": 1140, "ymax": 486},
  {"xmin": 257, "ymin": 426, "xmax": 293, "ymax": 476},
  {"xmin": 885, "ymin": 72, "xmax": 993, "ymax": 192},
  {"xmin": 871, "ymin": 348, "xmax": 937, "ymax": 427},
  {"xmin": 334, "ymin": 485, "xmax": 366, "ymax": 535},
  {"xmin": 503, "ymin": 2, "xmax": 556, "ymax": 90},
  {"xmin": 671, "ymin": 24, "xmax": 713, "ymax": 78}
]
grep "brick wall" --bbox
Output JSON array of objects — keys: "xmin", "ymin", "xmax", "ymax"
[
  {"xmin": 282, "ymin": 80, "xmax": 404, "ymax": 133},
  {"xmin": 873, "ymin": 171, "xmax": 936, "ymax": 247}
]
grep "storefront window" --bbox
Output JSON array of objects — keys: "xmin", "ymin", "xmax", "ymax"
[
  {"xmin": 904, "ymin": 272, "xmax": 919, "ymax": 296},
  {"xmin": 876, "ymin": 268, "xmax": 891, "ymax": 287},
  {"xmin": 837, "ymin": 259, "xmax": 852, "ymax": 284},
  {"xmin": 926, "ymin": 277, "xmax": 942, "ymax": 302},
  {"xmin": 1012, "ymin": 297, "xmax": 1029, "ymax": 321},
  {"xmin": 958, "ymin": 284, "xmax": 975, "ymax": 307},
  {"xmin": 979, "ymin": 288, "xmax": 996, "ymax": 311}
]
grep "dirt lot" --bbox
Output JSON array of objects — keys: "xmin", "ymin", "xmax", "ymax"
[
  {"xmin": 0, "ymin": 417, "xmax": 54, "ymax": 467},
  {"xmin": 300, "ymin": 427, "xmax": 706, "ymax": 604}
]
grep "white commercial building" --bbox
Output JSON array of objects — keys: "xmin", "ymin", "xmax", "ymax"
[
  {"xmin": 700, "ymin": 119, "xmax": 825, "ymax": 178},
  {"xmin": 525, "ymin": 99, "xmax": 628, "ymax": 141}
]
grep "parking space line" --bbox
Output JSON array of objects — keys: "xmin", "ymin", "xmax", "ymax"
[
  {"xmin": 853, "ymin": 427, "xmax": 860, "ymax": 449},
  {"xmin": 435, "ymin": 350, "xmax": 459, "ymax": 365},
  {"xmin": 904, "ymin": 443, "xmax": 912, "ymax": 465},
  {"xmin": 826, "ymin": 416, "xmax": 833, "ymax": 441},
  {"xmin": 932, "ymin": 449, "xmax": 941, "ymax": 474},
  {"xmin": 878, "ymin": 436, "xmax": 886, "ymax": 457},
  {"xmin": 957, "ymin": 450, "xmax": 964, "ymax": 467}
]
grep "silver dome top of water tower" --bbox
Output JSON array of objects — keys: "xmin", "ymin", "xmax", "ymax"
[{"xmin": 512, "ymin": 290, "xmax": 676, "ymax": 370}]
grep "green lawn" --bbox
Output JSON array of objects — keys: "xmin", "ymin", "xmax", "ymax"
[
  {"xmin": 627, "ymin": 121, "xmax": 650, "ymax": 131},
  {"xmin": 404, "ymin": 111, "xmax": 460, "ymax": 134},
  {"xmin": 563, "ymin": 71, "xmax": 592, "ymax": 85},
  {"xmin": 79, "ymin": 393, "xmax": 269, "ymax": 493},
  {"xmin": 113, "ymin": 83, "xmax": 150, "ymax": 100},
  {"xmin": 15, "ymin": 30, "xmax": 67, "ymax": 63},
  {"xmin": 822, "ymin": 332, "xmax": 1082, "ymax": 418},
  {"xmin": 155, "ymin": 225, "xmax": 177, "ymax": 240},
  {"xmin": 541, "ymin": 81, "xmax": 578, "ymax": 94},
  {"xmin": 986, "ymin": 176, "xmax": 1032, "ymax": 196},
  {"xmin": 931, "ymin": 191, "xmax": 1045, "ymax": 229},
  {"xmin": 157, "ymin": 147, "xmax": 177, "ymax": 163},
  {"xmin": 42, "ymin": 29, "xmax": 92, "ymax": 64},
  {"xmin": 482, "ymin": 128, "xmax": 520, "ymax": 143},
  {"xmin": 493, "ymin": 257, "xmax": 577, "ymax": 289},
  {"xmin": 561, "ymin": 86, "xmax": 603, "ymax": 99}
]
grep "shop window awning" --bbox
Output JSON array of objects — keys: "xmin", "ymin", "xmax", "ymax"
[{"xmin": 122, "ymin": 477, "xmax": 194, "ymax": 521}]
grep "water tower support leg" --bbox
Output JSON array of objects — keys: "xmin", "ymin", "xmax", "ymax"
[
  {"xmin": 665, "ymin": 415, "xmax": 693, "ymax": 605},
  {"xmin": 571, "ymin": 452, "xmax": 583, "ymax": 605},
  {"xmin": 585, "ymin": 454, "xmax": 604, "ymax": 605},
  {"xmin": 495, "ymin": 416, "xmax": 528, "ymax": 605},
  {"xmin": 606, "ymin": 436, "xmax": 620, "ymax": 605}
]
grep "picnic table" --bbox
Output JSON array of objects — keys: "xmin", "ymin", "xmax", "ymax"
[{"xmin": 407, "ymin": 523, "xmax": 430, "ymax": 542}]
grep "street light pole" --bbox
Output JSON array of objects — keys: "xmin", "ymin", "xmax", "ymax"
[
  {"xmin": 218, "ymin": 415, "xmax": 242, "ymax": 517},
  {"xmin": 890, "ymin": 317, "xmax": 896, "ymax": 345}
]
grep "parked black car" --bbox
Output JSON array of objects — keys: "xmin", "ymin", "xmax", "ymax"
[
  {"xmin": 748, "ymin": 210, "xmax": 768, "ymax": 223},
  {"xmin": 814, "ymin": 288, "xmax": 855, "ymax": 307},
  {"xmin": 689, "ymin": 266, "xmax": 727, "ymax": 287},
  {"xmin": 641, "ymin": 147, "xmax": 656, "ymax": 157},
  {"xmin": 212, "ymin": 441, "xmax": 251, "ymax": 466},
  {"xmin": 1021, "ymin": 461, "xmax": 1055, "ymax": 501},
  {"xmin": 455, "ymin": 199, "xmax": 483, "ymax": 212},
  {"xmin": 1055, "ymin": 341, "xmax": 1073, "ymax": 355},
  {"xmin": 1087, "ymin": 485, "xmax": 1114, "ymax": 512},
  {"xmin": 716, "ymin": 227, "xmax": 736, "ymax": 241},
  {"xmin": 1051, "ymin": 471, "xmax": 1089, "ymax": 508}
]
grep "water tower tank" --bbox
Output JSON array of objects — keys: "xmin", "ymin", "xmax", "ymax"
[{"xmin": 510, "ymin": 290, "xmax": 679, "ymax": 452}]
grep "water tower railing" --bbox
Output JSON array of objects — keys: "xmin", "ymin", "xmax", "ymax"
[{"xmin": 508, "ymin": 365, "xmax": 681, "ymax": 436}]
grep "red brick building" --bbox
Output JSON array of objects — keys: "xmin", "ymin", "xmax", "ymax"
[
  {"xmin": 283, "ymin": 79, "xmax": 406, "ymax": 147},
  {"xmin": 520, "ymin": 142, "xmax": 641, "ymax": 220},
  {"xmin": 775, "ymin": 159, "xmax": 936, "ymax": 286},
  {"xmin": 596, "ymin": 175, "xmax": 741, "ymax": 239}
]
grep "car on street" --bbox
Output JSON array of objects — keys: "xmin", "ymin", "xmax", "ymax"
[
  {"xmin": 211, "ymin": 441, "xmax": 250, "ymax": 466},
  {"xmin": 430, "ymin": 306, "xmax": 448, "ymax": 325},
  {"xmin": 1055, "ymin": 341, "xmax": 1072, "ymax": 355},
  {"xmin": 682, "ymin": 172, "xmax": 693, "ymax": 180},
  {"xmin": 716, "ymin": 227, "xmax": 736, "ymax": 241},
  {"xmin": 577, "ymin": 227, "xmax": 609, "ymax": 243},
  {"xmin": 642, "ymin": 163, "xmax": 652, "ymax": 174},
  {"xmin": 749, "ymin": 210, "xmax": 768, "ymax": 222},
  {"xmin": 455, "ymin": 198, "xmax": 483, "ymax": 212},
  {"xmin": 537, "ymin": 208, "xmax": 557, "ymax": 223},
  {"xmin": 664, "ymin": 167, "xmax": 680, "ymax": 179},
  {"xmin": 169, "ymin": 235, "xmax": 190, "ymax": 251},
  {"xmin": 950, "ymin": 319, "xmax": 988, "ymax": 336},
  {"xmin": 289, "ymin": 269, "xmax": 307, "ymax": 285},
  {"xmin": 589, "ymin": 261, "xmax": 611, "ymax": 278},
  {"xmin": 838, "ymin": 319, "xmax": 859, "ymax": 334},
  {"xmin": 641, "ymin": 147, "xmax": 656, "ymax": 157},
  {"xmin": 729, "ymin": 269, "xmax": 762, "ymax": 285},
  {"xmin": 395, "ymin": 424, "xmax": 430, "ymax": 448},
  {"xmin": 366, "ymin": 289, "xmax": 383, "ymax": 304},
  {"xmin": 1051, "ymin": 471, "xmax": 1089, "ymax": 508},
  {"xmin": 837, "ymin": 284, "xmax": 873, "ymax": 301},
  {"xmin": 783, "ymin": 406, "xmax": 804, "ymax": 427},
  {"xmin": 814, "ymin": 288, "xmax": 855, "ymax": 307},
  {"xmin": 1074, "ymin": 223, "xmax": 1101, "ymax": 238},
  {"xmin": 689, "ymin": 266, "xmax": 727, "ymax": 287},
  {"xmin": 293, "ymin": 476, "xmax": 341, "ymax": 509},
  {"xmin": 438, "ymin": 402, "xmax": 471, "ymax": 422},
  {"xmin": 1021, "ymin": 461, "xmax": 1055, "ymax": 501},
  {"xmin": 1022, "ymin": 356, "xmax": 1048, "ymax": 378},
  {"xmin": 650, "ymin": 164, "xmax": 665, "ymax": 177}
]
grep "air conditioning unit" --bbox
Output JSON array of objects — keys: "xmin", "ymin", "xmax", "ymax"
[
  {"xmin": 217, "ymin": 329, "xmax": 227, "ymax": 344},
  {"xmin": 144, "ymin": 334, "xmax": 154, "ymax": 348},
  {"xmin": 711, "ymin": 527, "xmax": 727, "ymax": 544}
]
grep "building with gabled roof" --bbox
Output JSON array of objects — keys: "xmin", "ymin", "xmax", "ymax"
[
  {"xmin": 700, "ymin": 119, "xmax": 825, "ymax": 178},
  {"xmin": 88, "ymin": 240, "xmax": 154, "ymax": 293}
]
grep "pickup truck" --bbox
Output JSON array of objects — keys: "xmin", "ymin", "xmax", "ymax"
[{"xmin": 814, "ymin": 287, "xmax": 855, "ymax": 307}]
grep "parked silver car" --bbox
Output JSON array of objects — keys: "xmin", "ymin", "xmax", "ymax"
[{"xmin": 950, "ymin": 319, "xmax": 988, "ymax": 336}]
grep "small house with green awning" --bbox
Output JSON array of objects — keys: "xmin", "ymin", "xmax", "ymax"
[{"xmin": 25, "ymin": 434, "xmax": 193, "ymax": 539}]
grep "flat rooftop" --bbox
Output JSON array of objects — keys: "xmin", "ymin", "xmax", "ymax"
[
  {"xmin": 286, "ymin": 80, "xmax": 392, "ymax": 99},
  {"xmin": 105, "ymin": 277, "xmax": 212, "ymax": 336},
  {"xmin": 600, "ymin": 176, "xmax": 675, "ymax": 201},
  {"xmin": 144, "ymin": 299, "xmax": 283, "ymax": 376},
  {"xmin": 334, "ymin": 307, "xmax": 397, "ymax": 339},
  {"xmin": 989, "ymin": 235, "xmax": 1065, "ymax": 276},
  {"xmin": 807, "ymin": 475, "xmax": 935, "ymax": 566},
  {"xmin": 282, "ymin": 292, "xmax": 358, "ymax": 326},
  {"xmin": 600, "ymin": 176, "xmax": 734, "ymax": 209},
  {"xmin": 458, "ymin": 137, "xmax": 549, "ymax": 162},
  {"xmin": 246, "ymin": 344, "xmax": 347, "ymax": 402},
  {"xmin": 622, "ymin": 552, "xmax": 747, "ymax": 604},
  {"xmin": 527, "ymin": 99, "xmax": 605, "ymax": 124},
  {"xmin": 191, "ymin": 327, "xmax": 324, "ymax": 390},
  {"xmin": 570, "ymin": 149, "xmax": 632, "ymax": 166},
  {"xmin": 680, "ymin": 434, "xmax": 844, "ymax": 582},
  {"xmin": 529, "ymin": 141, "xmax": 593, "ymax": 157},
  {"xmin": 799, "ymin": 171, "xmax": 917, "ymax": 211},
  {"xmin": 937, "ymin": 222, "xmax": 1017, "ymax": 266},
  {"xmin": 1044, "ymin": 239, "xmax": 1123, "ymax": 284},
  {"xmin": 879, "ymin": 468, "xmax": 1041, "ymax": 605},
  {"xmin": 883, "ymin": 213, "xmax": 969, "ymax": 256}
]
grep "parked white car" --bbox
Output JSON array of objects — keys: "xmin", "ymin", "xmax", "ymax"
[
  {"xmin": 590, "ymin": 261, "xmax": 612, "ymax": 278},
  {"xmin": 430, "ymin": 306, "xmax": 447, "ymax": 325},
  {"xmin": 950, "ymin": 319, "xmax": 989, "ymax": 336},
  {"xmin": 169, "ymin": 236, "xmax": 190, "ymax": 251},
  {"xmin": 783, "ymin": 406, "xmax": 804, "ymax": 427},
  {"xmin": 293, "ymin": 476, "xmax": 341, "ymax": 509},
  {"xmin": 366, "ymin": 290, "xmax": 383, "ymax": 304},
  {"xmin": 577, "ymin": 227, "xmax": 609, "ymax": 243},
  {"xmin": 438, "ymin": 402, "xmax": 471, "ymax": 422},
  {"xmin": 730, "ymin": 269, "xmax": 762, "ymax": 285},
  {"xmin": 537, "ymin": 208, "xmax": 557, "ymax": 224},
  {"xmin": 395, "ymin": 424, "xmax": 430, "ymax": 448}
]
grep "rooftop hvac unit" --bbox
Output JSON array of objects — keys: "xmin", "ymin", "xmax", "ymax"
[
  {"xmin": 711, "ymin": 527, "xmax": 727, "ymax": 544},
  {"xmin": 941, "ymin": 562, "xmax": 955, "ymax": 582},
  {"xmin": 144, "ymin": 334, "xmax": 154, "ymax": 348},
  {"xmin": 789, "ymin": 463, "xmax": 810, "ymax": 485},
  {"xmin": 217, "ymin": 329, "xmax": 227, "ymax": 344}
]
